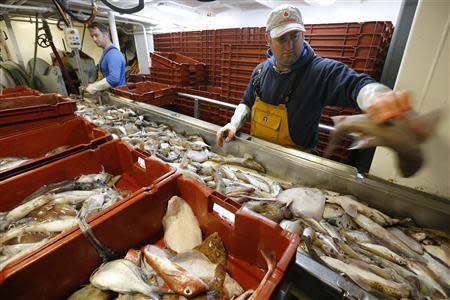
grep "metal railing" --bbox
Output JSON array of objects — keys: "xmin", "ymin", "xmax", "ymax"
[{"xmin": 177, "ymin": 92, "xmax": 337, "ymax": 133}]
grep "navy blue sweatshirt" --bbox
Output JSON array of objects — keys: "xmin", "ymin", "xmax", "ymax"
[{"xmin": 241, "ymin": 42, "xmax": 376, "ymax": 148}]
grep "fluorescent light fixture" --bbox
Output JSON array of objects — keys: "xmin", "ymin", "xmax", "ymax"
[
  {"xmin": 304, "ymin": 0, "xmax": 336, "ymax": 6},
  {"xmin": 156, "ymin": 2, "xmax": 200, "ymax": 17}
]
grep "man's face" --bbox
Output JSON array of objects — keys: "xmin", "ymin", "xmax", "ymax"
[
  {"xmin": 89, "ymin": 27, "xmax": 109, "ymax": 49},
  {"xmin": 268, "ymin": 30, "xmax": 304, "ymax": 70}
]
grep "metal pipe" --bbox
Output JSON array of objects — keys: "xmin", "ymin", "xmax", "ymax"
[
  {"xmin": 177, "ymin": 92, "xmax": 238, "ymax": 110},
  {"xmin": 0, "ymin": 4, "xmax": 53, "ymax": 13},
  {"xmin": 108, "ymin": 11, "xmax": 120, "ymax": 51},
  {"xmin": 113, "ymin": 17, "xmax": 150, "ymax": 74},
  {"xmin": 2, "ymin": 14, "xmax": 25, "ymax": 68},
  {"xmin": 177, "ymin": 92, "xmax": 352, "ymax": 135}
]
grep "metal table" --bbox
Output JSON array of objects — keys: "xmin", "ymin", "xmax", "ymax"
[{"xmin": 103, "ymin": 94, "xmax": 450, "ymax": 300}]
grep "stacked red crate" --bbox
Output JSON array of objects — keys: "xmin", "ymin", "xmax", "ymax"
[
  {"xmin": 0, "ymin": 86, "xmax": 41, "ymax": 98},
  {"xmin": 174, "ymin": 86, "xmax": 250, "ymax": 133},
  {"xmin": 111, "ymin": 81, "xmax": 176, "ymax": 107},
  {"xmin": 221, "ymin": 44, "xmax": 268, "ymax": 105},
  {"xmin": 150, "ymin": 51, "xmax": 207, "ymax": 87}
]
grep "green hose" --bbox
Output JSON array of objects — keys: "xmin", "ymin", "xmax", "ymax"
[{"xmin": 0, "ymin": 61, "xmax": 31, "ymax": 86}]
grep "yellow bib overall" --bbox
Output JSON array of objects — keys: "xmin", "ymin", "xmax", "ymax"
[{"xmin": 250, "ymin": 96, "xmax": 296, "ymax": 147}]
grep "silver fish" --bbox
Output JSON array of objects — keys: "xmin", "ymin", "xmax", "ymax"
[
  {"xmin": 352, "ymin": 213, "xmax": 423, "ymax": 261},
  {"xmin": 325, "ymin": 110, "xmax": 440, "ymax": 177},
  {"xmin": 0, "ymin": 218, "xmax": 77, "ymax": 244},
  {"xmin": 321, "ymin": 256, "xmax": 410, "ymax": 299},
  {"xmin": 0, "ymin": 194, "xmax": 53, "ymax": 230},
  {"xmin": 90, "ymin": 259, "xmax": 164, "ymax": 298},
  {"xmin": 424, "ymin": 244, "xmax": 450, "ymax": 267},
  {"xmin": 407, "ymin": 260, "xmax": 448, "ymax": 299},
  {"xmin": 326, "ymin": 194, "xmax": 398, "ymax": 226},
  {"xmin": 388, "ymin": 227, "xmax": 423, "ymax": 254},
  {"xmin": 0, "ymin": 157, "xmax": 30, "ymax": 171},
  {"xmin": 422, "ymin": 252, "xmax": 450, "ymax": 289},
  {"xmin": 235, "ymin": 170, "xmax": 271, "ymax": 193}
]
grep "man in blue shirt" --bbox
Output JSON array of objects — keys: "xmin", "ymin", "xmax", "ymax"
[
  {"xmin": 216, "ymin": 5, "xmax": 410, "ymax": 149},
  {"xmin": 85, "ymin": 22, "xmax": 126, "ymax": 94}
]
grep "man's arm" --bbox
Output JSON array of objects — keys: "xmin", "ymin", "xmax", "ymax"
[
  {"xmin": 104, "ymin": 49, "xmax": 125, "ymax": 87},
  {"xmin": 321, "ymin": 59, "xmax": 410, "ymax": 122},
  {"xmin": 215, "ymin": 63, "xmax": 264, "ymax": 146}
]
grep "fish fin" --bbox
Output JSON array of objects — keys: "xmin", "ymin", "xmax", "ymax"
[
  {"xmin": 342, "ymin": 204, "xmax": 358, "ymax": 218},
  {"xmin": 331, "ymin": 115, "xmax": 348, "ymax": 125},
  {"xmin": 397, "ymin": 152, "xmax": 423, "ymax": 177},
  {"xmin": 406, "ymin": 109, "xmax": 442, "ymax": 143},
  {"xmin": 348, "ymin": 137, "xmax": 378, "ymax": 150},
  {"xmin": 346, "ymin": 273, "xmax": 373, "ymax": 292}
]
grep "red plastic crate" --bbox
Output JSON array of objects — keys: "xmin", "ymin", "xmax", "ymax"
[
  {"xmin": 151, "ymin": 51, "xmax": 206, "ymax": 71},
  {"xmin": 305, "ymin": 21, "xmax": 393, "ymax": 36},
  {"xmin": 0, "ymin": 143, "xmax": 175, "ymax": 291},
  {"xmin": 0, "ymin": 86, "xmax": 40, "ymax": 98},
  {"xmin": 0, "ymin": 140, "xmax": 174, "ymax": 212},
  {"xmin": 111, "ymin": 81, "xmax": 176, "ymax": 106},
  {"xmin": 0, "ymin": 174, "xmax": 299, "ymax": 299},
  {"xmin": 0, "ymin": 116, "xmax": 112, "ymax": 180},
  {"xmin": 305, "ymin": 33, "xmax": 386, "ymax": 47},
  {"xmin": 0, "ymin": 94, "xmax": 76, "ymax": 126}
]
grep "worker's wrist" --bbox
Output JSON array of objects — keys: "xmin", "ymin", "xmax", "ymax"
[
  {"xmin": 230, "ymin": 104, "xmax": 250, "ymax": 130},
  {"xmin": 357, "ymin": 83, "xmax": 391, "ymax": 111}
]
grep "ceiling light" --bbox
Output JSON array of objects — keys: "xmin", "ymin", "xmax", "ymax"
[
  {"xmin": 156, "ymin": 2, "xmax": 200, "ymax": 17},
  {"xmin": 304, "ymin": 0, "xmax": 336, "ymax": 6}
]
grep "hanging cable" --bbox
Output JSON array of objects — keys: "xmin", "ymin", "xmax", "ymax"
[
  {"xmin": 99, "ymin": 0, "xmax": 144, "ymax": 14},
  {"xmin": 51, "ymin": 0, "xmax": 70, "ymax": 26},
  {"xmin": 52, "ymin": 0, "xmax": 97, "ymax": 24}
]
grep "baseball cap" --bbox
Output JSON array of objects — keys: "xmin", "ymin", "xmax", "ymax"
[{"xmin": 266, "ymin": 5, "xmax": 305, "ymax": 38}]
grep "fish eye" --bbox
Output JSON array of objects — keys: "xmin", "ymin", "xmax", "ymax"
[{"xmin": 184, "ymin": 288, "xmax": 192, "ymax": 296}]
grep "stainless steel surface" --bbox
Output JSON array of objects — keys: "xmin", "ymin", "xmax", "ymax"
[
  {"xmin": 106, "ymin": 93, "xmax": 450, "ymax": 229},
  {"xmin": 105, "ymin": 93, "xmax": 450, "ymax": 299}
]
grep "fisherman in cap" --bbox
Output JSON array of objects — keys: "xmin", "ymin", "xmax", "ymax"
[{"xmin": 216, "ymin": 4, "xmax": 410, "ymax": 150}]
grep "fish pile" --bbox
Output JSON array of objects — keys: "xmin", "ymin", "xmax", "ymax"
[
  {"xmin": 76, "ymin": 101, "xmax": 270, "ymax": 192},
  {"xmin": 76, "ymin": 99, "xmax": 450, "ymax": 299},
  {"xmin": 0, "ymin": 171, "xmax": 127, "ymax": 270},
  {"xmin": 291, "ymin": 192, "xmax": 450, "ymax": 299},
  {"xmin": 69, "ymin": 196, "xmax": 270, "ymax": 300},
  {"xmin": 0, "ymin": 145, "xmax": 69, "ymax": 172}
]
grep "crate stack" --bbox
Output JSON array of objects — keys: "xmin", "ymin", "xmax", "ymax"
[
  {"xmin": 174, "ymin": 85, "xmax": 251, "ymax": 133},
  {"xmin": 305, "ymin": 21, "xmax": 393, "ymax": 81},
  {"xmin": 0, "ymin": 86, "xmax": 41, "ymax": 98},
  {"xmin": 149, "ymin": 51, "xmax": 207, "ymax": 87},
  {"xmin": 221, "ymin": 44, "xmax": 267, "ymax": 104},
  {"xmin": 111, "ymin": 81, "xmax": 176, "ymax": 107}
]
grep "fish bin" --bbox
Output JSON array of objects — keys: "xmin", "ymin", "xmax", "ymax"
[
  {"xmin": 0, "ymin": 94, "xmax": 76, "ymax": 127},
  {"xmin": 0, "ymin": 140, "xmax": 175, "ymax": 290},
  {"xmin": 0, "ymin": 116, "xmax": 112, "ymax": 180},
  {"xmin": 0, "ymin": 173, "xmax": 299, "ymax": 299}
]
